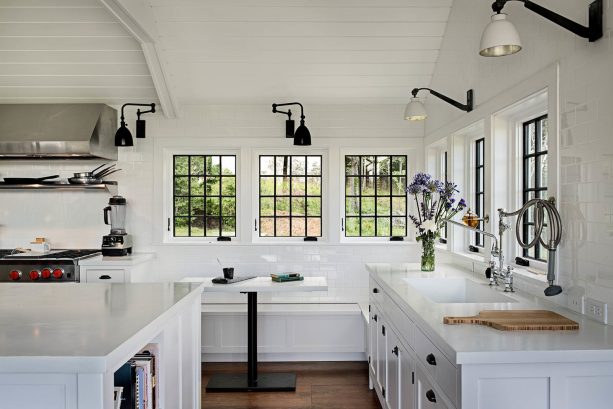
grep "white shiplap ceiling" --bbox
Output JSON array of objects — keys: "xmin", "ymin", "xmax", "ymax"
[
  {"xmin": 151, "ymin": 0, "xmax": 453, "ymax": 105},
  {"xmin": 0, "ymin": 0, "xmax": 157, "ymax": 104}
]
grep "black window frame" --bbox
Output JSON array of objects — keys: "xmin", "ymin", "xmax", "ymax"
[
  {"xmin": 258, "ymin": 154, "xmax": 323, "ymax": 238},
  {"xmin": 343, "ymin": 155, "xmax": 408, "ymax": 238},
  {"xmin": 522, "ymin": 114, "xmax": 548, "ymax": 261},
  {"xmin": 172, "ymin": 154, "xmax": 237, "ymax": 238},
  {"xmin": 474, "ymin": 138, "xmax": 485, "ymax": 247}
]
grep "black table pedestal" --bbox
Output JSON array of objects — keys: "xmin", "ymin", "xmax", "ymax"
[{"xmin": 205, "ymin": 292, "xmax": 297, "ymax": 392}]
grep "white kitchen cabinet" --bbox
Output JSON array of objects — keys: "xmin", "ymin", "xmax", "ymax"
[
  {"xmin": 80, "ymin": 253, "xmax": 154, "ymax": 283},
  {"xmin": 399, "ymin": 343, "xmax": 415, "ymax": 409},
  {"xmin": 84, "ymin": 268, "xmax": 125, "ymax": 283},
  {"xmin": 369, "ymin": 304, "xmax": 379, "ymax": 380},
  {"xmin": 386, "ymin": 328, "xmax": 400, "ymax": 409},
  {"xmin": 415, "ymin": 367, "xmax": 450, "ymax": 409}
]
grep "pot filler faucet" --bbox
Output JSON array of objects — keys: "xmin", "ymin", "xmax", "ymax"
[{"xmin": 444, "ymin": 197, "xmax": 563, "ymax": 296}]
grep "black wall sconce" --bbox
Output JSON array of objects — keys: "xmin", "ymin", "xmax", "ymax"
[
  {"xmin": 404, "ymin": 88, "xmax": 473, "ymax": 121},
  {"xmin": 480, "ymin": 0, "xmax": 603, "ymax": 57},
  {"xmin": 115, "ymin": 102, "xmax": 156, "ymax": 147},
  {"xmin": 272, "ymin": 102, "xmax": 311, "ymax": 146}
]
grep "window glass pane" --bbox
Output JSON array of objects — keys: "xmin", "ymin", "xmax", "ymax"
[
  {"xmin": 206, "ymin": 197, "xmax": 220, "ymax": 216},
  {"xmin": 307, "ymin": 156, "xmax": 321, "ymax": 175},
  {"xmin": 306, "ymin": 177, "xmax": 321, "ymax": 196},
  {"xmin": 260, "ymin": 197, "xmax": 274, "ymax": 216},
  {"xmin": 526, "ymin": 122, "xmax": 536, "ymax": 154},
  {"xmin": 191, "ymin": 156, "xmax": 205, "ymax": 175},
  {"xmin": 377, "ymin": 218, "xmax": 391, "ymax": 236},
  {"xmin": 362, "ymin": 156, "xmax": 375, "ymax": 175},
  {"xmin": 377, "ymin": 197, "xmax": 391, "ymax": 216},
  {"xmin": 260, "ymin": 217, "xmax": 274, "ymax": 236},
  {"xmin": 191, "ymin": 197, "xmax": 204, "ymax": 216},
  {"xmin": 361, "ymin": 197, "xmax": 375, "ymax": 216},
  {"xmin": 345, "ymin": 217, "xmax": 360, "ymax": 236},
  {"xmin": 376, "ymin": 176, "xmax": 391, "ymax": 195},
  {"xmin": 222, "ymin": 217, "xmax": 236, "ymax": 236},
  {"xmin": 527, "ymin": 157, "xmax": 536, "ymax": 189},
  {"xmin": 190, "ymin": 217, "xmax": 205, "ymax": 236},
  {"xmin": 276, "ymin": 177, "xmax": 290, "ymax": 195},
  {"xmin": 206, "ymin": 177, "xmax": 220, "ymax": 196},
  {"xmin": 221, "ymin": 198, "xmax": 236, "ymax": 216},
  {"xmin": 260, "ymin": 177, "xmax": 274, "ymax": 195},
  {"xmin": 206, "ymin": 217, "xmax": 220, "ymax": 236},
  {"xmin": 275, "ymin": 197, "xmax": 290, "ymax": 216},
  {"xmin": 221, "ymin": 177, "xmax": 235, "ymax": 196},
  {"xmin": 361, "ymin": 217, "xmax": 375, "ymax": 236},
  {"xmin": 292, "ymin": 177, "xmax": 306, "ymax": 195},
  {"xmin": 175, "ymin": 217, "xmax": 188, "ymax": 236},
  {"xmin": 291, "ymin": 156, "xmax": 306, "ymax": 175},
  {"xmin": 391, "ymin": 217, "xmax": 406, "ymax": 236},
  {"xmin": 540, "ymin": 118, "xmax": 548, "ymax": 152},
  {"xmin": 540, "ymin": 155, "xmax": 548, "ymax": 186},
  {"xmin": 276, "ymin": 156, "xmax": 290, "ymax": 176},
  {"xmin": 307, "ymin": 218, "xmax": 321, "ymax": 237},
  {"xmin": 392, "ymin": 156, "xmax": 407, "ymax": 175},
  {"xmin": 345, "ymin": 156, "xmax": 360, "ymax": 175},
  {"xmin": 307, "ymin": 197, "xmax": 321, "ymax": 216},
  {"xmin": 190, "ymin": 177, "xmax": 204, "ymax": 195},
  {"xmin": 391, "ymin": 197, "xmax": 406, "ymax": 216},
  {"xmin": 376, "ymin": 156, "xmax": 391, "ymax": 175},
  {"xmin": 275, "ymin": 218, "xmax": 290, "ymax": 236},
  {"xmin": 345, "ymin": 177, "xmax": 359, "ymax": 196},
  {"xmin": 361, "ymin": 176, "xmax": 375, "ymax": 195},
  {"xmin": 292, "ymin": 217, "xmax": 306, "ymax": 236},
  {"xmin": 175, "ymin": 156, "xmax": 189, "ymax": 175},
  {"xmin": 175, "ymin": 197, "xmax": 189, "ymax": 216},
  {"xmin": 206, "ymin": 156, "xmax": 220, "ymax": 175},
  {"xmin": 260, "ymin": 156, "xmax": 274, "ymax": 175},
  {"xmin": 346, "ymin": 197, "xmax": 360, "ymax": 216},
  {"xmin": 175, "ymin": 177, "xmax": 189, "ymax": 195},
  {"xmin": 221, "ymin": 156, "xmax": 235, "ymax": 175},
  {"xmin": 292, "ymin": 197, "xmax": 306, "ymax": 216},
  {"xmin": 391, "ymin": 177, "xmax": 406, "ymax": 195}
]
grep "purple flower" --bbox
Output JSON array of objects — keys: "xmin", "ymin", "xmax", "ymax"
[{"xmin": 458, "ymin": 198, "xmax": 467, "ymax": 209}]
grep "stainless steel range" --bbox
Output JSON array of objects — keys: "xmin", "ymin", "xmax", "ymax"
[{"xmin": 0, "ymin": 249, "xmax": 101, "ymax": 283}]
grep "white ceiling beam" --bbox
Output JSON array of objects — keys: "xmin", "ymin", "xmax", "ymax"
[{"xmin": 98, "ymin": 0, "xmax": 179, "ymax": 118}]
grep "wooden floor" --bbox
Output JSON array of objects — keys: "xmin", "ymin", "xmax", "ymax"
[{"xmin": 202, "ymin": 362, "xmax": 381, "ymax": 409}]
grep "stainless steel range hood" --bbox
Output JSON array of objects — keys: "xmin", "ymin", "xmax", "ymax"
[{"xmin": 0, "ymin": 104, "xmax": 118, "ymax": 159}]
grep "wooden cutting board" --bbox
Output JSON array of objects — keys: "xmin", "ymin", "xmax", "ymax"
[{"xmin": 443, "ymin": 310, "xmax": 579, "ymax": 331}]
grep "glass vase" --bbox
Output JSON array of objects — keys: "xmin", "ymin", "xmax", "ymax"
[{"xmin": 420, "ymin": 236, "xmax": 436, "ymax": 272}]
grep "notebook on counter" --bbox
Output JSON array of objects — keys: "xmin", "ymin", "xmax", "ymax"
[{"xmin": 271, "ymin": 273, "xmax": 304, "ymax": 282}]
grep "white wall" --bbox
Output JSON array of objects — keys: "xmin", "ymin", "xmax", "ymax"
[
  {"xmin": 424, "ymin": 0, "xmax": 613, "ymax": 308},
  {"xmin": 0, "ymin": 104, "xmax": 426, "ymax": 304}
]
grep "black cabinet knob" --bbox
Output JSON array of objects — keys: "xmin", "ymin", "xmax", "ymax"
[
  {"xmin": 372, "ymin": 314, "xmax": 378, "ymax": 322},
  {"xmin": 426, "ymin": 389, "xmax": 437, "ymax": 403},
  {"xmin": 426, "ymin": 353, "xmax": 437, "ymax": 366},
  {"xmin": 372, "ymin": 288, "xmax": 379, "ymax": 293},
  {"xmin": 392, "ymin": 346, "xmax": 399, "ymax": 356}
]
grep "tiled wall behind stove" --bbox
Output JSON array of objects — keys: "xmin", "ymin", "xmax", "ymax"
[{"xmin": 424, "ymin": 0, "xmax": 613, "ymax": 308}]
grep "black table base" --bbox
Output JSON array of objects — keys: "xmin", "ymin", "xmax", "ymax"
[{"xmin": 205, "ymin": 292, "xmax": 298, "ymax": 392}]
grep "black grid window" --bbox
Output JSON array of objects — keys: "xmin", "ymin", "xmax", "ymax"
[
  {"xmin": 440, "ymin": 151, "xmax": 448, "ymax": 243},
  {"xmin": 173, "ymin": 155, "xmax": 236, "ymax": 237},
  {"xmin": 474, "ymin": 138, "xmax": 485, "ymax": 247},
  {"xmin": 522, "ymin": 115, "xmax": 548, "ymax": 261},
  {"xmin": 259, "ymin": 155, "xmax": 322, "ymax": 238},
  {"xmin": 344, "ymin": 155, "xmax": 408, "ymax": 237}
]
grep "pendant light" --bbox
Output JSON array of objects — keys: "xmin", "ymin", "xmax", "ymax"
[
  {"xmin": 115, "ymin": 103, "xmax": 156, "ymax": 147},
  {"xmin": 404, "ymin": 88, "xmax": 473, "ymax": 121},
  {"xmin": 480, "ymin": 0, "xmax": 603, "ymax": 57},
  {"xmin": 272, "ymin": 102, "xmax": 311, "ymax": 146}
]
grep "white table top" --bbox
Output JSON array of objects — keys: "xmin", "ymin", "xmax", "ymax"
[{"xmin": 182, "ymin": 276, "xmax": 327, "ymax": 293}]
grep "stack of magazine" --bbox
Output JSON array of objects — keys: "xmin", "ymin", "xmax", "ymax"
[
  {"xmin": 271, "ymin": 273, "xmax": 304, "ymax": 282},
  {"xmin": 114, "ymin": 344, "xmax": 159, "ymax": 409}
]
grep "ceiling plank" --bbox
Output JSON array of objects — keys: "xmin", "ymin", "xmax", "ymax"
[{"xmin": 99, "ymin": 0, "xmax": 179, "ymax": 118}]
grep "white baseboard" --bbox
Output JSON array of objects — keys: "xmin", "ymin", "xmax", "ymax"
[{"xmin": 202, "ymin": 352, "xmax": 367, "ymax": 362}]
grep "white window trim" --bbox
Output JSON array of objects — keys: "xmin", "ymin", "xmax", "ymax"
[
  {"xmin": 162, "ymin": 148, "xmax": 242, "ymax": 244},
  {"xmin": 251, "ymin": 148, "xmax": 329, "ymax": 243},
  {"xmin": 425, "ymin": 139, "xmax": 449, "ymax": 250},
  {"xmin": 338, "ymin": 147, "xmax": 415, "ymax": 243}
]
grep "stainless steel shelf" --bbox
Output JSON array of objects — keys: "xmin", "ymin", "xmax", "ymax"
[{"xmin": 0, "ymin": 181, "xmax": 118, "ymax": 194}]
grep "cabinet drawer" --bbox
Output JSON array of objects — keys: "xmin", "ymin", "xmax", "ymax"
[
  {"xmin": 84, "ymin": 269, "xmax": 126, "ymax": 283},
  {"xmin": 383, "ymin": 293, "xmax": 415, "ymax": 347},
  {"xmin": 416, "ymin": 367, "xmax": 451, "ymax": 409},
  {"xmin": 369, "ymin": 277, "xmax": 383, "ymax": 307},
  {"xmin": 414, "ymin": 327, "xmax": 457, "ymax": 405}
]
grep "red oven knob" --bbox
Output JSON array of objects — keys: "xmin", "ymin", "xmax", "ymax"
[
  {"xmin": 41, "ymin": 268, "xmax": 52, "ymax": 279},
  {"xmin": 8, "ymin": 270, "xmax": 21, "ymax": 281},
  {"xmin": 52, "ymin": 268, "xmax": 64, "ymax": 279},
  {"xmin": 29, "ymin": 270, "xmax": 41, "ymax": 280}
]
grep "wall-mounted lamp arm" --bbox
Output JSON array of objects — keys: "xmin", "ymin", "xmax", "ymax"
[
  {"xmin": 492, "ymin": 0, "xmax": 603, "ymax": 42},
  {"xmin": 411, "ymin": 88, "xmax": 474, "ymax": 113},
  {"xmin": 272, "ymin": 102, "xmax": 305, "ymax": 120},
  {"xmin": 120, "ymin": 103, "xmax": 155, "ymax": 122},
  {"xmin": 272, "ymin": 104, "xmax": 292, "ymax": 119}
]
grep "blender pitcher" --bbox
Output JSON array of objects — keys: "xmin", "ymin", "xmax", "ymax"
[{"xmin": 104, "ymin": 195, "xmax": 127, "ymax": 235}]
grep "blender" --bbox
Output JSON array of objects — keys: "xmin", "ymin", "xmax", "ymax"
[{"xmin": 101, "ymin": 195, "xmax": 133, "ymax": 256}]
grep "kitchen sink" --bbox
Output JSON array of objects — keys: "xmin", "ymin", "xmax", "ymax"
[{"xmin": 403, "ymin": 277, "xmax": 517, "ymax": 304}]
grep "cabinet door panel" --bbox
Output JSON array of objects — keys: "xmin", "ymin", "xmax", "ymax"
[
  {"xmin": 84, "ymin": 268, "xmax": 126, "ymax": 283},
  {"xmin": 386, "ymin": 329, "xmax": 400, "ymax": 409},
  {"xmin": 370, "ymin": 304, "xmax": 379, "ymax": 382},
  {"xmin": 377, "ymin": 316, "xmax": 387, "ymax": 394},
  {"xmin": 400, "ymin": 346, "xmax": 415, "ymax": 409},
  {"xmin": 415, "ymin": 367, "xmax": 449, "ymax": 409}
]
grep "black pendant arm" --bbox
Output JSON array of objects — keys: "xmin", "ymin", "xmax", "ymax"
[
  {"xmin": 272, "ymin": 104, "xmax": 292, "ymax": 119},
  {"xmin": 120, "ymin": 103, "xmax": 156, "ymax": 121},
  {"xmin": 272, "ymin": 102, "xmax": 305, "ymax": 121},
  {"xmin": 412, "ymin": 88, "xmax": 474, "ymax": 113},
  {"xmin": 492, "ymin": 0, "xmax": 603, "ymax": 42}
]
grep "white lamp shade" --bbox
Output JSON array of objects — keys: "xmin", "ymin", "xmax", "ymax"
[
  {"xmin": 479, "ymin": 13, "xmax": 522, "ymax": 57},
  {"xmin": 404, "ymin": 98, "xmax": 428, "ymax": 121}
]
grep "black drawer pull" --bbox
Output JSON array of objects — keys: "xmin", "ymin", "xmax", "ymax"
[
  {"xmin": 426, "ymin": 353, "xmax": 437, "ymax": 366},
  {"xmin": 372, "ymin": 314, "xmax": 378, "ymax": 322},
  {"xmin": 426, "ymin": 389, "xmax": 437, "ymax": 403},
  {"xmin": 372, "ymin": 288, "xmax": 379, "ymax": 293},
  {"xmin": 392, "ymin": 346, "xmax": 399, "ymax": 356},
  {"xmin": 99, "ymin": 275, "xmax": 112, "ymax": 280}
]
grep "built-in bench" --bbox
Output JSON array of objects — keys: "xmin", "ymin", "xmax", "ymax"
[{"xmin": 201, "ymin": 303, "xmax": 366, "ymax": 362}]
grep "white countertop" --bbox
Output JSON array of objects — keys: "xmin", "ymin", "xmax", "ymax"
[
  {"xmin": 79, "ymin": 252, "xmax": 155, "ymax": 266},
  {"xmin": 367, "ymin": 263, "xmax": 613, "ymax": 365},
  {"xmin": 182, "ymin": 276, "xmax": 327, "ymax": 292},
  {"xmin": 0, "ymin": 282, "xmax": 202, "ymax": 370}
]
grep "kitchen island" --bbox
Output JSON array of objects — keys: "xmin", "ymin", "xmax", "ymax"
[
  {"xmin": 367, "ymin": 263, "xmax": 613, "ymax": 409},
  {"xmin": 0, "ymin": 282, "xmax": 203, "ymax": 409}
]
